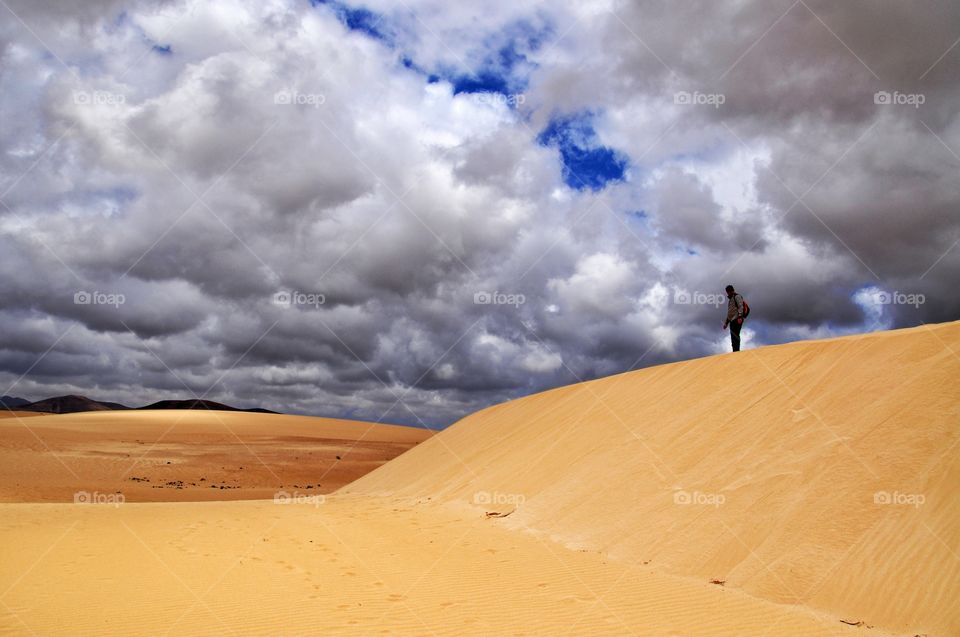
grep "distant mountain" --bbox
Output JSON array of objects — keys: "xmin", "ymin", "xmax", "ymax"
[
  {"xmin": 138, "ymin": 399, "xmax": 277, "ymax": 414},
  {"xmin": 14, "ymin": 394, "xmax": 278, "ymax": 415},
  {"xmin": 1, "ymin": 395, "xmax": 31, "ymax": 409},
  {"xmin": 138, "ymin": 398, "xmax": 237, "ymax": 411},
  {"xmin": 20, "ymin": 395, "xmax": 131, "ymax": 414}
]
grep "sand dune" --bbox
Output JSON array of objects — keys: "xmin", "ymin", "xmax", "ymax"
[
  {"xmin": 342, "ymin": 321, "xmax": 960, "ymax": 636},
  {"xmin": 1, "ymin": 322, "xmax": 956, "ymax": 635},
  {"xmin": 0, "ymin": 410, "xmax": 432, "ymax": 502},
  {"xmin": 0, "ymin": 497, "xmax": 876, "ymax": 636}
]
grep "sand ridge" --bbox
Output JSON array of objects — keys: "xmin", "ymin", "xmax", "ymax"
[{"xmin": 342, "ymin": 321, "xmax": 960, "ymax": 636}]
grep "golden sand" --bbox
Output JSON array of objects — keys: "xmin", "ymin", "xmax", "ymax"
[{"xmin": 2, "ymin": 322, "xmax": 957, "ymax": 635}]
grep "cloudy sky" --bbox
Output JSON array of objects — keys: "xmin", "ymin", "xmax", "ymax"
[{"xmin": 1, "ymin": 0, "xmax": 958, "ymax": 427}]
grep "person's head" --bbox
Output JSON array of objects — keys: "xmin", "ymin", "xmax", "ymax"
[{"xmin": 725, "ymin": 284, "xmax": 735, "ymax": 297}]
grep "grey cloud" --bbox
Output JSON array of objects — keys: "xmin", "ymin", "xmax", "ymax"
[{"xmin": 0, "ymin": 0, "xmax": 956, "ymax": 427}]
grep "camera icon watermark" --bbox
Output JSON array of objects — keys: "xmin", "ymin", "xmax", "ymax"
[
  {"xmin": 274, "ymin": 89, "xmax": 325, "ymax": 108},
  {"xmin": 72, "ymin": 90, "xmax": 126, "ymax": 107},
  {"xmin": 672, "ymin": 289, "xmax": 725, "ymax": 307},
  {"xmin": 273, "ymin": 490, "xmax": 325, "ymax": 506},
  {"xmin": 74, "ymin": 490, "xmax": 125, "ymax": 506},
  {"xmin": 472, "ymin": 490, "xmax": 525, "ymax": 507},
  {"xmin": 272, "ymin": 290, "xmax": 325, "ymax": 308},
  {"xmin": 869, "ymin": 290, "xmax": 925, "ymax": 308},
  {"xmin": 874, "ymin": 91, "xmax": 924, "ymax": 108},
  {"xmin": 873, "ymin": 490, "xmax": 924, "ymax": 508},
  {"xmin": 674, "ymin": 91, "xmax": 725, "ymax": 108},
  {"xmin": 673, "ymin": 489, "xmax": 725, "ymax": 508},
  {"xmin": 74, "ymin": 290, "xmax": 125, "ymax": 307},
  {"xmin": 473, "ymin": 290, "xmax": 525, "ymax": 308},
  {"xmin": 475, "ymin": 93, "xmax": 526, "ymax": 107}
]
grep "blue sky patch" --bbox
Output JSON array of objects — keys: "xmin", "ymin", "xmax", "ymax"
[
  {"xmin": 451, "ymin": 71, "xmax": 511, "ymax": 96},
  {"xmin": 311, "ymin": 0, "xmax": 391, "ymax": 43},
  {"xmin": 538, "ymin": 112, "xmax": 629, "ymax": 192},
  {"xmin": 428, "ymin": 18, "xmax": 552, "ymax": 100},
  {"xmin": 400, "ymin": 56, "xmax": 441, "ymax": 83}
]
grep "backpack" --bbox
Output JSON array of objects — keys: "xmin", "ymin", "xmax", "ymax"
[{"xmin": 739, "ymin": 294, "xmax": 750, "ymax": 319}]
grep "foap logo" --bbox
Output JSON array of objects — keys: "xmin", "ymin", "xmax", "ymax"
[
  {"xmin": 72, "ymin": 90, "xmax": 126, "ymax": 106},
  {"xmin": 273, "ymin": 490, "xmax": 325, "ymax": 506},
  {"xmin": 874, "ymin": 90, "xmax": 925, "ymax": 108},
  {"xmin": 476, "ymin": 93, "xmax": 526, "ymax": 107},
  {"xmin": 673, "ymin": 489, "xmax": 725, "ymax": 508},
  {"xmin": 674, "ymin": 91, "xmax": 725, "ymax": 108},
  {"xmin": 274, "ymin": 89, "xmax": 325, "ymax": 108},
  {"xmin": 74, "ymin": 490, "xmax": 125, "ymax": 506},
  {"xmin": 873, "ymin": 491, "xmax": 925, "ymax": 508},
  {"xmin": 473, "ymin": 291, "xmax": 526, "ymax": 307},
  {"xmin": 871, "ymin": 290, "xmax": 925, "ymax": 308},
  {"xmin": 74, "ymin": 290, "xmax": 125, "ymax": 307},
  {"xmin": 473, "ymin": 490, "xmax": 526, "ymax": 507},
  {"xmin": 272, "ymin": 290, "xmax": 326, "ymax": 308},
  {"xmin": 673, "ymin": 289, "xmax": 725, "ymax": 307}
]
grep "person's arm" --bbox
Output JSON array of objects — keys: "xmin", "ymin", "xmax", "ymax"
[{"xmin": 735, "ymin": 294, "xmax": 744, "ymax": 320}]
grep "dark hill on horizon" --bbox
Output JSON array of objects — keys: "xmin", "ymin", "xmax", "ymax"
[
  {"xmin": 8, "ymin": 395, "xmax": 277, "ymax": 415},
  {"xmin": 17, "ymin": 395, "xmax": 130, "ymax": 413},
  {"xmin": 137, "ymin": 399, "xmax": 277, "ymax": 414},
  {"xmin": 0, "ymin": 396, "xmax": 31, "ymax": 409}
]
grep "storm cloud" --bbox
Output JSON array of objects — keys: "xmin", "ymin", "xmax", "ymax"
[{"xmin": 1, "ymin": 0, "xmax": 957, "ymax": 426}]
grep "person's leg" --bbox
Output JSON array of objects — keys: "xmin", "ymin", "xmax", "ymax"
[{"xmin": 730, "ymin": 320, "xmax": 741, "ymax": 352}]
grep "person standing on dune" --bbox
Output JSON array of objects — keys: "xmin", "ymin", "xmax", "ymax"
[{"xmin": 722, "ymin": 284, "xmax": 746, "ymax": 352}]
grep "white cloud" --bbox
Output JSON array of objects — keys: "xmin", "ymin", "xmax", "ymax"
[{"xmin": 0, "ymin": 0, "xmax": 955, "ymax": 425}]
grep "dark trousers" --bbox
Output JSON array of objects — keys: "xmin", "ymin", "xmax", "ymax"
[{"xmin": 729, "ymin": 319, "xmax": 742, "ymax": 352}]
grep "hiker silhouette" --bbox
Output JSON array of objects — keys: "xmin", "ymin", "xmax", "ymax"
[{"xmin": 722, "ymin": 284, "xmax": 747, "ymax": 352}]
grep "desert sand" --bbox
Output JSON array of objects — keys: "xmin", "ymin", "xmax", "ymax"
[
  {"xmin": 0, "ymin": 410, "xmax": 432, "ymax": 502},
  {"xmin": 1, "ymin": 321, "xmax": 957, "ymax": 635}
]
